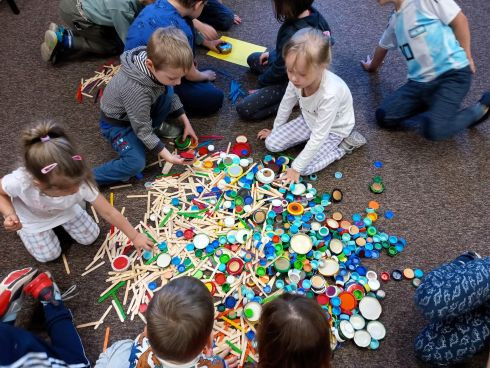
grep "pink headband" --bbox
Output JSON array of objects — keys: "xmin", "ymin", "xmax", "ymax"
[{"xmin": 41, "ymin": 155, "xmax": 83, "ymax": 174}]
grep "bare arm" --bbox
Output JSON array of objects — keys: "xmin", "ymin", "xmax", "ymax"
[
  {"xmin": 361, "ymin": 46, "xmax": 388, "ymax": 73},
  {"xmin": 449, "ymin": 11, "xmax": 475, "ymax": 72},
  {"xmin": 0, "ymin": 179, "xmax": 21, "ymax": 231},
  {"xmin": 92, "ymin": 194, "xmax": 153, "ymax": 251}
]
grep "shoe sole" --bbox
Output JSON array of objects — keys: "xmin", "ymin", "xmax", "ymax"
[
  {"xmin": 40, "ymin": 30, "xmax": 58, "ymax": 62},
  {"xmin": 0, "ymin": 268, "xmax": 37, "ymax": 317}
]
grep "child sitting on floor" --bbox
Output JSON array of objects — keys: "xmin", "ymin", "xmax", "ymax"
[
  {"xmin": 95, "ymin": 276, "xmax": 238, "ymax": 368},
  {"xmin": 0, "ymin": 268, "xmax": 90, "ymax": 367},
  {"xmin": 258, "ymin": 28, "xmax": 366, "ymax": 184},
  {"xmin": 41, "ymin": 0, "xmax": 155, "ymax": 64},
  {"xmin": 256, "ymin": 293, "xmax": 332, "ymax": 368},
  {"xmin": 237, "ymin": 0, "xmax": 331, "ymax": 121},
  {"xmin": 93, "ymin": 27, "xmax": 198, "ymax": 186},
  {"xmin": 0, "ymin": 121, "xmax": 153, "ymax": 263},
  {"xmin": 361, "ymin": 0, "xmax": 490, "ymax": 140},
  {"xmin": 414, "ymin": 252, "xmax": 490, "ymax": 366},
  {"xmin": 124, "ymin": 0, "xmax": 225, "ymax": 116}
]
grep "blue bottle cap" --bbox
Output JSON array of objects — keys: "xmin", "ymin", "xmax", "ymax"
[
  {"xmin": 414, "ymin": 269, "xmax": 424, "ymax": 278},
  {"xmin": 374, "ymin": 160, "xmax": 383, "ymax": 168},
  {"xmin": 334, "ymin": 171, "xmax": 343, "ymax": 179},
  {"xmin": 384, "ymin": 210, "xmax": 394, "ymax": 219},
  {"xmin": 148, "ymin": 281, "xmax": 157, "ymax": 290}
]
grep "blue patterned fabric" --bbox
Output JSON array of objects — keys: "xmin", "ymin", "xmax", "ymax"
[{"xmin": 414, "ymin": 257, "xmax": 490, "ymax": 365}]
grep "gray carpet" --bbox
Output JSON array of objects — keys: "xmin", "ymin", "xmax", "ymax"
[{"xmin": 0, "ymin": 0, "xmax": 489, "ymax": 367}]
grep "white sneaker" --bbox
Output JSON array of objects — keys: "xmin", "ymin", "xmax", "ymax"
[{"xmin": 340, "ymin": 130, "xmax": 367, "ymax": 154}]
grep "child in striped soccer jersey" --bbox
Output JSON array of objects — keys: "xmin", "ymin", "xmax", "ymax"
[{"xmin": 362, "ymin": 0, "xmax": 490, "ymax": 140}]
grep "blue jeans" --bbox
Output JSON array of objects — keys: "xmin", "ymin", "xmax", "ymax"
[
  {"xmin": 414, "ymin": 257, "xmax": 490, "ymax": 366},
  {"xmin": 198, "ymin": 0, "xmax": 234, "ymax": 31},
  {"xmin": 93, "ymin": 92, "xmax": 173, "ymax": 185},
  {"xmin": 376, "ymin": 66, "xmax": 485, "ymax": 140},
  {"xmin": 0, "ymin": 302, "xmax": 89, "ymax": 367},
  {"xmin": 174, "ymin": 79, "xmax": 223, "ymax": 116}
]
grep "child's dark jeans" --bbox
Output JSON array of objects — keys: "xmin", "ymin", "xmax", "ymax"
[
  {"xmin": 376, "ymin": 66, "xmax": 485, "ymax": 140},
  {"xmin": 0, "ymin": 301, "xmax": 89, "ymax": 367}
]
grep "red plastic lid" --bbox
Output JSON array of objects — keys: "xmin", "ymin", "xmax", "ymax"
[
  {"xmin": 113, "ymin": 255, "xmax": 129, "ymax": 270},
  {"xmin": 184, "ymin": 229, "xmax": 194, "ymax": 240},
  {"xmin": 317, "ymin": 294, "xmax": 329, "ymax": 305},
  {"xmin": 139, "ymin": 304, "xmax": 147, "ymax": 313},
  {"xmin": 215, "ymin": 273, "xmax": 226, "ymax": 285},
  {"xmin": 380, "ymin": 272, "xmax": 390, "ymax": 282},
  {"xmin": 198, "ymin": 147, "xmax": 208, "ymax": 156}
]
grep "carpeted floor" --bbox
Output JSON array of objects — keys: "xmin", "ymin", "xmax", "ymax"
[{"xmin": 0, "ymin": 0, "xmax": 489, "ymax": 367}]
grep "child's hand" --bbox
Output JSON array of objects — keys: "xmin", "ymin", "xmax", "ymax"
[
  {"xmin": 469, "ymin": 58, "xmax": 476, "ymax": 73},
  {"xmin": 204, "ymin": 39, "xmax": 224, "ymax": 53},
  {"xmin": 257, "ymin": 129, "xmax": 271, "ymax": 140},
  {"xmin": 361, "ymin": 55, "xmax": 374, "ymax": 72},
  {"xmin": 183, "ymin": 124, "xmax": 198, "ymax": 143},
  {"xmin": 248, "ymin": 89, "xmax": 258, "ymax": 95},
  {"xmin": 233, "ymin": 14, "xmax": 242, "ymax": 24},
  {"xmin": 3, "ymin": 213, "xmax": 21, "ymax": 231},
  {"xmin": 159, "ymin": 148, "xmax": 194, "ymax": 166},
  {"xmin": 259, "ymin": 52, "xmax": 269, "ymax": 65},
  {"xmin": 282, "ymin": 168, "xmax": 300, "ymax": 184},
  {"xmin": 131, "ymin": 233, "xmax": 154, "ymax": 253},
  {"xmin": 201, "ymin": 70, "xmax": 217, "ymax": 81}
]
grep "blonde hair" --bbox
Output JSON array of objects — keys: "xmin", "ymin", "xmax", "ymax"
[
  {"xmin": 283, "ymin": 27, "xmax": 332, "ymax": 70},
  {"xmin": 147, "ymin": 27, "xmax": 194, "ymax": 72},
  {"xmin": 22, "ymin": 121, "xmax": 95, "ymax": 189}
]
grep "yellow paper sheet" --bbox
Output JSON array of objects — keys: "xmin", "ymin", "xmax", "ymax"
[{"xmin": 206, "ymin": 36, "xmax": 266, "ymax": 67}]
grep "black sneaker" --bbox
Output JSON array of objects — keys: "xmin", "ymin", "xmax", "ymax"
[
  {"xmin": 469, "ymin": 91, "xmax": 490, "ymax": 128},
  {"xmin": 453, "ymin": 251, "xmax": 482, "ymax": 265}
]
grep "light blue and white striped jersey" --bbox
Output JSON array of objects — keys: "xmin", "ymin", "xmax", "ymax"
[{"xmin": 379, "ymin": 0, "xmax": 469, "ymax": 82}]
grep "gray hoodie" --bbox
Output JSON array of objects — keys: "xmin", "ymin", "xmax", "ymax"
[{"xmin": 100, "ymin": 46, "xmax": 184, "ymax": 153}]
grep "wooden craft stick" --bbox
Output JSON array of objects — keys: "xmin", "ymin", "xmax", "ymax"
[
  {"xmin": 103, "ymin": 327, "xmax": 110, "ymax": 352},
  {"xmin": 62, "ymin": 254, "xmax": 70, "ymax": 275}
]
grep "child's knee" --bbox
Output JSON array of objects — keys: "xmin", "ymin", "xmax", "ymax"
[
  {"xmin": 124, "ymin": 154, "xmax": 146, "ymax": 176},
  {"xmin": 236, "ymin": 100, "xmax": 256, "ymax": 120},
  {"xmin": 200, "ymin": 88, "xmax": 224, "ymax": 115},
  {"xmin": 422, "ymin": 116, "xmax": 446, "ymax": 141},
  {"xmin": 264, "ymin": 137, "xmax": 281, "ymax": 153},
  {"xmin": 79, "ymin": 225, "xmax": 100, "ymax": 245},
  {"xmin": 215, "ymin": 15, "xmax": 234, "ymax": 31},
  {"xmin": 33, "ymin": 248, "xmax": 61, "ymax": 263}
]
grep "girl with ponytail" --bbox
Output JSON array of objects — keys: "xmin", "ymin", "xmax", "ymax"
[{"xmin": 0, "ymin": 121, "xmax": 153, "ymax": 262}]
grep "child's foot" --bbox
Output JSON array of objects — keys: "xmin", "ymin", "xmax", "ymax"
[
  {"xmin": 339, "ymin": 130, "xmax": 367, "ymax": 154},
  {"xmin": 24, "ymin": 271, "xmax": 61, "ymax": 306},
  {"xmin": 0, "ymin": 267, "xmax": 38, "ymax": 322},
  {"xmin": 469, "ymin": 91, "xmax": 490, "ymax": 128},
  {"xmin": 452, "ymin": 251, "xmax": 482, "ymax": 265},
  {"xmin": 40, "ymin": 23, "xmax": 71, "ymax": 64},
  {"xmin": 155, "ymin": 122, "xmax": 184, "ymax": 139}
]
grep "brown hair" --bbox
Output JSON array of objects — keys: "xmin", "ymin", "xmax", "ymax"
[
  {"xmin": 283, "ymin": 27, "xmax": 332, "ymax": 72},
  {"xmin": 272, "ymin": 0, "xmax": 314, "ymax": 22},
  {"xmin": 175, "ymin": 0, "xmax": 206, "ymax": 7},
  {"xmin": 146, "ymin": 276, "xmax": 214, "ymax": 362},
  {"xmin": 147, "ymin": 27, "xmax": 194, "ymax": 72},
  {"xmin": 257, "ymin": 294, "xmax": 332, "ymax": 368},
  {"xmin": 21, "ymin": 121, "xmax": 95, "ymax": 189}
]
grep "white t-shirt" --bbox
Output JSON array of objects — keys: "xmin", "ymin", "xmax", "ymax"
[
  {"xmin": 379, "ymin": 0, "xmax": 468, "ymax": 82},
  {"xmin": 2, "ymin": 167, "xmax": 99, "ymax": 234},
  {"xmin": 274, "ymin": 69, "xmax": 355, "ymax": 173}
]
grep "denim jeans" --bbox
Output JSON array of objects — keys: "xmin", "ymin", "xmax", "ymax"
[
  {"xmin": 198, "ymin": 0, "xmax": 234, "ymax": 31},
  {"xmin": 376, "ymin": 66, "xmax": 485, "ymax": 140},
  {"xmin": 93, "ymin": 91, "xmax": 173, "ymax": 185},
  {"xmin": 0, "ymin": 302, "xmax": 89, "ymax": 366},
  {"xmin": 174, "ymin": 78, "xmax": 223, "ymax": 116},
  {"xmin": 414, "ymin": 257, "xmax": 490, "ymax": 366}
]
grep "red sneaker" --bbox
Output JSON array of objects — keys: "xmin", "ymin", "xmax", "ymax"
[
  {"xmin": 0, "ymin": 267, "xmax": 38, "ymax": 319},
  {"xmin": 24, "ymin": 272, "xmax": 59, "ymax": 306}
]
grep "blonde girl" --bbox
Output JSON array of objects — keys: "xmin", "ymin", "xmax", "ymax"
[
  {"xmin": 258, "ymin": 27, "xmax": 366, "ymax": 183},
  {"xmin": 0, "ymin": 121, "xmax": 153, "ymax": 262}
]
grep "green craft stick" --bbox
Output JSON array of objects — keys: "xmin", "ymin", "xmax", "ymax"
[
  {"xmin": 193, "ymin": 172, "xmax": 209, "ymax": 178},
  {"xmin": 237, "ymin": 216, "xmax": 250, "ymax": 229},
  {"xmin": 225, "ymin": 340, "xmax": 254, "ymax": 363},
  {"xmin": 145, "ymin": 252, "xmax": 161, "ymax": 265},
  {"xmin": 159, "ymin": 209, "xmax": 174, "ymax": 228},
  {"xmin": 111, "ymin": 294, "xmax": 127, "ymax": 320},
  {"xmin": 143, "ymin": 231, "xmax": 157, "ymax": 243},
  {"xmin": 98, "ymin": 281, "xmax": 126, "ymax": 303},
  {"xmin": 214, "ymin": 195, "xmax": 224, "ymax": 211}
]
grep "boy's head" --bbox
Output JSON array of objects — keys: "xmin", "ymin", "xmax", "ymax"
[
  {"xmin": 146, "ymin": 276, "xmax": 214, "ymax": 364},
  {"xmin": 272, "ymin": 0, "xmax": 313, "ymax": 22},
  {"xmin": 146, "ymin": 27, "xmax": 194, "ymax": 86},
  {"xmin": 257, "ymin": 293, "xmax": 331, "ymax": 368},
  {"xmin": 283, "ymin": 28, "xmax": 331, "ymax": 89},
  {"xmin": 172, "ymin": 0, "xmax": 207, "ymax": 18}
]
